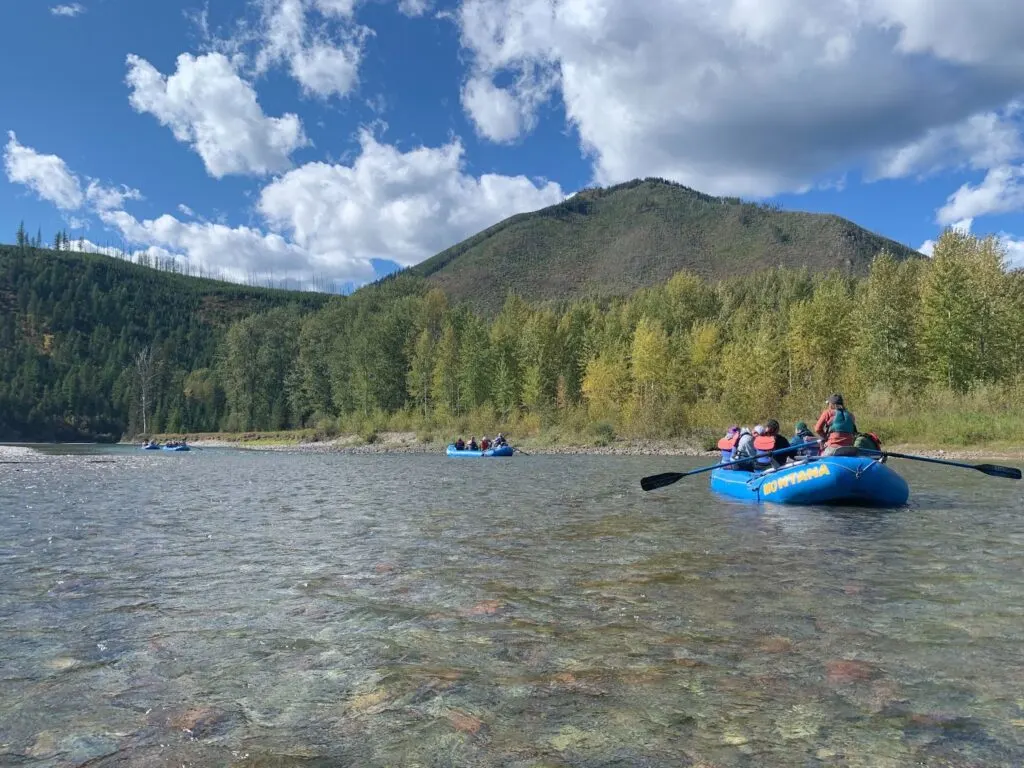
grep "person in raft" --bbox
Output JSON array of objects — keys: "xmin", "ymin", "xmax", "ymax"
[
  {"xmin": 814, "ymin": 394, "xmax": 858, "ymax": 456},
  {"xmin": 754, "ymin": 419, "xmax": 792, "ymax": 468},
  {"xmin": 480, "ymin": 436, "xmax": 491, "ymax": 451},
  {"xmin": 791, "ymin": 421, "xmax": 820, "ymax": 457},
  {"xmin": 717, "ymin": 426, "xmax": 741, "ymax": 462},
  {"xmin": 468, "ymin": 436, "xmax": 479, "ymax": 451},
  {"xmin": 455, "ymin": 437, "xmax": 466, "ymax": 450},
  {"xmin": 729, "ymin": 426, "xmax": 757, "ymax": 471},
  {"xmin": 493, "ymin": 433, "xmax": 508, "ymax": 447}
]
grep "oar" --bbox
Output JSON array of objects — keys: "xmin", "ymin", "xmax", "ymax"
[
  {"xmin": 860, "ymin": 449, "xmax": 1021, "ymax": 480},
  {"xmin": 641, "ymin": 444, "xmax": 798, "ymax": 492},
  {"xmin": 513, "ymin": 447, "xmax": 530, "ymax": 456}
]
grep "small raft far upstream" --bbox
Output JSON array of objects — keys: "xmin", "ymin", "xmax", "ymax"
[{"xmin": 446, "ymin": 444, "xmax": 514, "ymax": 458}]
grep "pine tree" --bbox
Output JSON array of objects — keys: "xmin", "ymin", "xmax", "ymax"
[{"xmin": 16, "ymin": 221, "xmax": 27, "ymax": 248}]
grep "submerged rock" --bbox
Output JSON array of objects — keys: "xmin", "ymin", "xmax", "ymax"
[
  {"xmin": 147, "ymin": 705, "xmax": 238, "ymax": 740},
  {"xmin": 446, "ymin": 710, "xmax": 483, "ymax": 734},
  {"xmin": 825, "ymin": 659, "xmax": 878, "ymax": 684},
  {"xmin": 466, "ymin": 599, "xmax": 504, "ymax": 616},
  {"xmin": 757, "ymin": 636, "xmax": 793, "ymax": 654}
]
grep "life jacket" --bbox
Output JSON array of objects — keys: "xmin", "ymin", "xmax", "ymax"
[
  {"xmin": 829, "ymin": 407, "xmax": 856, "ymax": 435},
  {"xmin": 793, "ymin": 434, "xmax": 820, "ymax": 457},
  {"xmin": 717, "ymin": 434, "xmax": 740, "ymax": 462},
  {"xmin": 753, "ymin": 435, "xmax": 776, "ymax": 466},
  {"xmin": 481, "ymin": 440, "xmax": 491, "ymax": 451}
]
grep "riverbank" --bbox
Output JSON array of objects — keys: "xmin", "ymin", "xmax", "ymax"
[
  {"xmin": 129, "ymin": 431, "xmax": 1024, "ymax": 461},
  {"xmin": 134, "ymin": 431, "xmax": 713, "ymax": 456}
]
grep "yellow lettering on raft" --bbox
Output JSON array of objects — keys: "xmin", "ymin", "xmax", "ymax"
[{"xmin": 762, "ymin": 461, "xmax": 830, "ymax": 495}]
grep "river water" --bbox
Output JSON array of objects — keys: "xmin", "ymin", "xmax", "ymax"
[{"xmin": 1, "ymin": 445, "xmax": 1023, "ymax": 767}]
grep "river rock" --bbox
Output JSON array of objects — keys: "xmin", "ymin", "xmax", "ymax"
[
  {"xmin": 446, "ymin": 710, "xmax": 483, "ymax": 734},
  {"xmin": 825, "ymin": 659, "xmax": 878, "ymax": 684},
  {"xmin": 147, "ymin": 705, "xmax": 237, "ymax": 739}
]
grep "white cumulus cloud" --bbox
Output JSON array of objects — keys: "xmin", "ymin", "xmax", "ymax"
[
  {"xmin": 258, "ymin": 130, "xmax": 565, "ymax": 269},
  {"xmin": 936, "ymin": 166, "xmax": 1024, "ymax": 225},
  {"xmin": 125, "ymin": 52, "xmax": 308, "ymax": 178},
  {"xmin": 4, "ymin": 131, "xmax": 84, "ymax": 209},
  {"xmin": 253, "ymin": 0, "xmax": 367, "ymax": 98},
  {"xmin": 1000, "ymin": 234, "xmax": 1024, "ymax": 269},
  {"xmin": 4, "ymin": 131, "xmax": 140, "ymax": 213},
  {"xmin": 100, "ymin": 209, "xmax": 342, "ymax": 285},
  {"xmin": 5, "ymin": 128, "xmax": 565, "ymax": 286},
  {"xmin": 871, "ymin": 105, "xmax": 1024, "ymax": 180},
  {"xmin": 50, "ymin": 4, "xmax": 85, "ymax": 17},
  {"xmin": 456, "ymin": 0, "xmax": 1024, "ymax": 196}
]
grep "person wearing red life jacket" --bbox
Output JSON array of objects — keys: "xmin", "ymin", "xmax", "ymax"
[
  {"xmin": 717, "ymin": 426, "xmax": 741, "ymax": 462},
  {"xmin": 480, "ymin": 437, "xmax": 491, "ymax": 451}
]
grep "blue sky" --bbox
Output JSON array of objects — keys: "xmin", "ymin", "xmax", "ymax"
[{"xmin": 3, "ymin": 0, "xmax": 1024, "ymax": 289}]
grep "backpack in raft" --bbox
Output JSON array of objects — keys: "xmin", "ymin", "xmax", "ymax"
[{"xmin": 854, "ymin": 432, "xmax": 882, "ymax": 452}]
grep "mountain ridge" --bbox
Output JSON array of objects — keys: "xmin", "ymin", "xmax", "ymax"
[{"xmin": 406, "ymin": 177, "xmax": 920, "ymax": 307}]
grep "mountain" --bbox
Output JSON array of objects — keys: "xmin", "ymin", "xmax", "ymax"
[
  {"xmin": 409, "ymin": 178, "xmax": 921, "ymax": 307},
  {"xmin": 0, "ymin": 245, "xmax": 330, "ymax": 441}
]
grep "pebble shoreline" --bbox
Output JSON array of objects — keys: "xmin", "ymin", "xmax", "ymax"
[
  {"xmin": 130, "ymin": 433, "xmax": 1023, "ymax": 461},
  {"xmin": 3, "ymin": 438, "xmax": 1020, "ymax": 462}
]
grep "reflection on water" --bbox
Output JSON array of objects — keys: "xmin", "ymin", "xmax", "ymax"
[{"xmin": 1, "ymin": 446, "xmax": 1023, "ymax": 766}]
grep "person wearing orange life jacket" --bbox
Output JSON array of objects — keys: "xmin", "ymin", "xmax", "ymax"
[
  {"xmin": 754, "ymin": 419, "xmax": 791, "ymax": 468},
  {"xmin": 480, "ymin": 436, "xmax": 491, "ymax": 451},
  {"xmin": 717, "ymin": 426, "xmax": 741, "ymax": 462},
  {"xmin": 815, "ymin": 393, "xmax": 858, "ymax": 456}
]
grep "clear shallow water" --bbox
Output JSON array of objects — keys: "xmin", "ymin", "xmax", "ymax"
[{"xmin": 1, "ymin": 446, "xmax": 1023, "ymax": 767}]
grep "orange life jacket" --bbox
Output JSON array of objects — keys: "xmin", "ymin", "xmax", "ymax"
[
  {"xmin": 754, "ymin": 435, "xmax": 776, "ymax": 466},
  {"xmin": 718, "ymin": 434, "xmax": 740, "ymax": 461}
]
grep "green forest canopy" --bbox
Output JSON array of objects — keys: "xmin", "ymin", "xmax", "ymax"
[
  {"xmin": 2, "ymin": 230, "xmax": 1022, "ymax": 446},
  {"xmin": 0, "ymin": 243, "xmax": 329, "ymax": 440}
]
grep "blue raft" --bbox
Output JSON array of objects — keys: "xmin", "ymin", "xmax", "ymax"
[
  {"xmin": 161, "ymin": 444, "xmax": 190, "ymax": 452},
  {"xmin": 710, "ymin": 455, "xmax": 909, "ymax": 507},
  {"xmin": 446, "ymin": 444, "xmax": 514, "ymax": 458}
]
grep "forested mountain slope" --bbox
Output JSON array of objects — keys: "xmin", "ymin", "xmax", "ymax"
[
  {"xmin": 0, "ymin": 245, "xmax": 330, "ymax": 440},
  {"xmin": 410, "ymin": 178, "xmax": 921, "ymax": 307}
]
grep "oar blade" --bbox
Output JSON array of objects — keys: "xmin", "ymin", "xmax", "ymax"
[
  {"xmin": 977, "ymin": 463, "xmax": 1022, "ymax": 480},
  {"xmin": 641, "ymin": 472, "xmax": 685, "ymax": 492}
]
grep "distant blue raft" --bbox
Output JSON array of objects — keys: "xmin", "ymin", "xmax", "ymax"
[
  {"xmin": 446, "ymin": 444, "xmax": 514, "ymax": 458},
  {"xmin": 161, "ymin": 444, "xmax": 191, "ymax": 452},
  {"xmin": 710, "ymin": 455, "xmax": 908, "ymax": 507}
]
